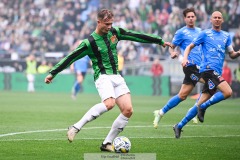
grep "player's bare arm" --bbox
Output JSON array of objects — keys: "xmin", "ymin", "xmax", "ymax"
[
  {"xmin": 168, "ymin": 44, "xmax": 179, "ymax": 59},
  {"xmin": 182, "ymin": 43, "xmax": 195, "ymax": 67},
  {"xmin": 229, "ymin": 49, "xmax": 240, "ymax": 59},
  {"xmin": 162, "ymin": 42, "xmax": 172, "ymax": 48}
]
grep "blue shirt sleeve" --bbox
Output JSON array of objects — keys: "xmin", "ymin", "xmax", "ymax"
[
  {"xmin": 172, "ymin": 30, "xmax": 183, "ymax": 46},
  {"xmin": 193, "ymin": 31, "xmax": 205, "ymax": 46},
  {"xmin": 226, "ymin": 34, "xmax": 232, "ymax": 48}
]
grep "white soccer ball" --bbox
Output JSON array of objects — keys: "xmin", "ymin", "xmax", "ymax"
[{"xmin": 113, "ymin": 136, "xmax": 131, "ymax": 153}]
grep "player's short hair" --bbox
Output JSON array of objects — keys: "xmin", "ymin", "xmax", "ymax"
[
  {"xmin": 183, "ymin": 8, "xmax": 196, "ymax": 17},
  {"xmin": 97, "ymin": 9, "xmax": 114, "ymax": 21}
]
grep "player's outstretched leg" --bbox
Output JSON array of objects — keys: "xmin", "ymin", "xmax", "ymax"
[
  {"xmin": 197, "ymin": 107, "xmax": 206, "ymax": 123},
  {"xmin": 190, "ymin": 93, "xmax": 202, "ymax": 124},
  {"xmin": 100, "ymin": 113, "xmax": 129, "ymax": 152},
  {"xmin": 67, "ymin": 126, "xmax": 80, "ymax": 143},
  {"xmin": 187, "ymin": 107, "xmax": 198, "ymax": 124},
  {"xmin": 173, "ymin": 105, "xmax": 198, "ymax": 138},
  {"xmin": 153, "ymin": 95, "xmax": 182, "ymax": 128},
  {"xmin": 198, "ymin": 92, "xmax": 224, "ymax": 122},
  {"xmin": 173, "ymin": 124, "xmax": 182, "ymax": 139},
  {"xmin": 153, "ymin": 110, "xmax": 163, "ymax": 129},
  {"xmin": 67, "ymin": 103, "xmax": 108, "ymax": 142},
  {"xmin": 100, "ymin": 143, "xmax": 114, "ymax": 152},
  {"xmin": 192, "ymin": 116, "xmax": 198, "ymax": 124},
  {"xmin": 71, "ymin": 81, "xmax": 80, "ymax": 99}
]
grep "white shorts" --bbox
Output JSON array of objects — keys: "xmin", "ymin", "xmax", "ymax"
[{"xmin": 95, "ymin": 74, "xmax": 130, "ymax": 102}]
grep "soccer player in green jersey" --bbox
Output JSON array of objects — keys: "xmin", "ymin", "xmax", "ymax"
[{"xmin": 45, "ymin": 9, "xmax": 171, "ymax": 152}]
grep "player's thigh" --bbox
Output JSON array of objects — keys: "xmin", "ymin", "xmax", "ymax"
[
  {"xmin": 217, "ymin": 81, "xmax": 232, "ymax": 97},
  {"xmin": 95, "ymin": 75, "xmax": 115, "ymax": 102},
  {"xmin": 113, "ymin": 75, "xmax": 130, "ymax": 98}
]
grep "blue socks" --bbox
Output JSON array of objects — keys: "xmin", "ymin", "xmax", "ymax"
[
  {"xmin": 177, "ymin": 105, "xmax": 198, "ymax": 129},
  {"xmin": 73, "ymin": 81, "xmax": 81, "ymax": 96},
  {"xmin": 200, "ymin": 92, "xmax": 225, "ymax": 110},
  {"xmin": 177, "ymin": 92, "xmax": 225, "ymax": 129},
  {"xmin": 162, "ymin": 95, "xmax": 182, "ymax": 114}
]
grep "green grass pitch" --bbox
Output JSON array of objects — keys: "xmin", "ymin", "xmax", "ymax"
[{"xmin": 0, "ymin": 91, "xmax": 240, "ymax": 160}]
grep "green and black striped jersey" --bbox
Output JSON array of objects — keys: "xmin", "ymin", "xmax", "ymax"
[{"xmin": 49, "ymin": 27, "xmax": 165, "ymax": 81}]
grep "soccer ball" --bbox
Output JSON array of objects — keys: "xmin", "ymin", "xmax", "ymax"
[{"xmin": 113, "ymin": 136, "xmax": 131, "ymax": 153}]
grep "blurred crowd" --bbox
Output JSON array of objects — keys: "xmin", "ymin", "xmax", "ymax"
[{"xmin": 0, "ymin": 0, "xmax": 240, "ymax": 63}]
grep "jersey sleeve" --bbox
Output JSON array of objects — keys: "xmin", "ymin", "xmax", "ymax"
[
  {"xmin": 193, "ymin": 31, "xmax": 205, "ymax": 46},
  {"xmin": 172, "ymin": 30, "xmax": 183, "ymax": 46},
  {"xmin": 113, "ymin": 27, "xmax": 164, "ymax": 45},
  {"xmin": 226, "ymin": 34, "xmax": 232, "ymax": 48},
  {"xmin": 49, "ymin": 41, "xmax": 89, "ymax": 78}
]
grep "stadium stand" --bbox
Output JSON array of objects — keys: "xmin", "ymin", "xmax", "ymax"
[{"xmin": 0, "ymin": 0, "xmax": 239, "ymax": 72}]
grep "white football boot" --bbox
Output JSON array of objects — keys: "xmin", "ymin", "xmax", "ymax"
[
  {"xmin": 192, "ymin": 116, "xmax": 198, "ymax": 124},
  {"xmin": 153, "ymin": 110, "xmax": 163, "ymax": 129},
  {"xmin": 67, "ymin": 126, "xmax": 80, "ymax": 143}
]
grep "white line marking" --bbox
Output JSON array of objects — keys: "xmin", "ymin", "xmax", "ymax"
[
  {"xmin": 0, "ymin": 129, "xmax": 66, "ymax": 138},
  {"xmin": 0, "ymin": 125, "xmax": 240, "ymax": 139},
  {"xmin": 1, "ymin": 135, "xmax": 240, "ymax": 142}
]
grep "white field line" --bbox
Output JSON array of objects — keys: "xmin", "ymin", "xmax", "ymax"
[
  {"xmin": 1, "ymin": 135, "xmax": 240, "ymax": 142},
  {"xmin": 0, "ymin": 125, "xmax": 240, "ymax": 140}
]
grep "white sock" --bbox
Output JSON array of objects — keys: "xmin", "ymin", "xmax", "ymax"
[
  {"xmin": 74, "ymin": 103, "xmax": 108, "ymax": 130},
  {"xmin": 159, "ymin": 109, "xmax": 164, "ymax": 116},
  {"xmin": 28, "ymin": 82, "xmax": 34, "ymax": 92},
  {"xmin": 103, "ymin": 113, "xmax": 129, "ymax": 144}
]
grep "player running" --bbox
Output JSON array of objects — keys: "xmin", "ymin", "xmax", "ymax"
[
  {"xmin": 173, "ymin": 11, "xmax": 240, "ymax": 138},
  {"xmin": 70, "ymin": 55, "xmax": 90, "ymax": 99},
  {"xmin": 153, "ymin": 8, "xmax": 204, "ymax": 129}
]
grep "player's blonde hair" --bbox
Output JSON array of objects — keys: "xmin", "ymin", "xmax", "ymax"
[{"xmin": 97, "ymin": 9, "xmax": 114, "ymax": 21}]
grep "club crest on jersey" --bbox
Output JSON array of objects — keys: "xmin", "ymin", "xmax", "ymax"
[
  {"xmin": 110, "ymin": 35, "xmax": 118, "ymax": 44},
  {"xmin": 190, "ymin": 74, "xmax": 199, "ymax": 81},
  {"xmin": 208, "ymin": 79, "xmax": 215, "ymax": 90}
]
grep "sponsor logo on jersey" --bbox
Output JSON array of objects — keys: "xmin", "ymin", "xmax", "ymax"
[
  {"xmin": 208, "ymin": 79, "xmax": 215, "ymax": 90},
  {"xmin": 209, "ymin": 45, "xmax": 225, "ymax": 53},
  {"xmin": 190, "ymin": 74, "xmax": 199, "ymax": 81},
  {"xmin": 110, "ymin": 35, "xmax": 118, "ymax": 44}
]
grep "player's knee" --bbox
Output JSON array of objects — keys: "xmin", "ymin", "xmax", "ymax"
[
  {"xmin": 122, "ymin": 107, "xmax": 133, "ymax": 118},
  {"xmin": 224, "ymin": 89, "xmax": 232, "ymax": 99},
  {"xmin": 178, "ymin": 94, "xmax": 187, "ymax": 100},
  {"xmin": 104, "ymin": 98, "xmax": 116, "ymax": 110}
]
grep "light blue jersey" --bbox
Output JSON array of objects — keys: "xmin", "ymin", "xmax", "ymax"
[
  {"xmin": 193, "ymin": 29, "xmax": 232, "ymax": 75},
  {"xmin": 74, "ymin": 55, "xmax": 90, "ymax": 73},
  {"xmin": 172, "ymin": 26, "xmax": 202, "ymax": 66}
]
